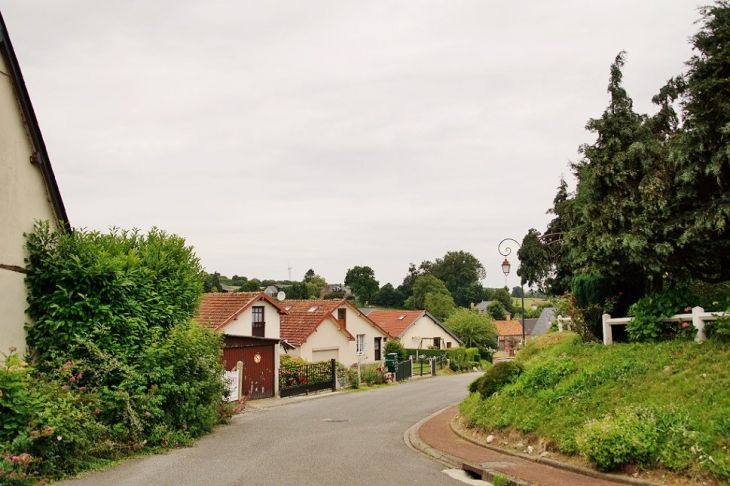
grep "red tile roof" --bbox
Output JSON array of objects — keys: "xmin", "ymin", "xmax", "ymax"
[
  {"xmin": 279, "ymin": 299, "xmax": 353, "ymax": 345},
  {"xmin": 366, "ymin": 309, "xmax": 425, "ymax": 338},
  {"xmin": 194, "ymin": 292, "xmax": 285, "ymax": 332},
  {"xmin": 493, "ymin": 320, "xmax": 524, "ymax": 336}
]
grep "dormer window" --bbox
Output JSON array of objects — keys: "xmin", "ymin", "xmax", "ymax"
[
  {"xmin": 336, "ymin": 308, "xmax": 347, "ymax": 328},
  {"xmin": 308, "ymin": 306, "xmax": 318, "ymax": 312},
  {"xmin": 252, "ymin": 306, "xmax": 265, "ymax": 337},
  {"xmin": 398, "ymin": 314, "xmax": 406, "ymax": 320},
  {"xmin": 285, "ymin": 306, "xmax": 292, "ymax": 311}
]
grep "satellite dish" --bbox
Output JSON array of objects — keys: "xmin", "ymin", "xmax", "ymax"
[{"xmin": 276, "ymin": 291, "xmax": 286, "ymax": 301}]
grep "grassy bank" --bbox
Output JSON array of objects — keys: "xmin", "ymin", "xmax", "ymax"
[{"xmin": 460, "ymin": 333, "xmax": 730, "ymax": 484}]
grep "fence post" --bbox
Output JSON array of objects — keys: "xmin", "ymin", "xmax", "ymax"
[
  {"xmin": 236, "ymin": 361, "xmax": 244, "ymax": 400},
  {"xmin": 331, "ymin": 359, "xmax": 337, "ymax": 392},
  {"xmin": 557, "ymin": 316, "xmax": 563, "ymax": 332},
  {"xmin": 602, "ymin": 314, "xmax": 613, "ymax": 345},
  {"xmin": 692, "ymin": 306, "xmax": 707, "ymax": 343}
]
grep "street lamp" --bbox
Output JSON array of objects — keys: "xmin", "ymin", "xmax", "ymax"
[{"xmin": 498, "ymin": 238, "xmax": 526, "ymax": 348}]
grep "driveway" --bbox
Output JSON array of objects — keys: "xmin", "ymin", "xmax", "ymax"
[{"xmin": 59, "ymin": 373, "xmax": 481, "ymax": 486}]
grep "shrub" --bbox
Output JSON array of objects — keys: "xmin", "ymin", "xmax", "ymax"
[
  {"xmin": 0, "ymin": 351, "xmax": 107, "ymax": 479},
  {"xmin": 510, "ymin": 357, "xmax": 576, "ymax": 394},
  {"xmin": 627, "ymin": 289, "xmax": 697, "ymax": 342},
  {"xmin": 475, "ymin": 361, "xmax": 523, "ymax": 399},
  {"xmin": 384, "ymin": 339, "xmax": 407, "ymax": 361},
  {"xmin": 577, "ymin": 406, "xmax": 659, "ymax": 471}
]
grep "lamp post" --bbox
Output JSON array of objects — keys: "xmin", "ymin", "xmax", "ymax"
[{"xmin": 498, "ymin": 238, "xmax": 525, "ymax": 348}]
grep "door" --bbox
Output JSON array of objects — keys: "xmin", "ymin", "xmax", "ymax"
[
  {"xmin": 374, "ymin": 337, "xmax": 382, "ymax": 361},
  {"xmin": 223, "ymin": 343, "xmax": 275, "ymax": 399}
]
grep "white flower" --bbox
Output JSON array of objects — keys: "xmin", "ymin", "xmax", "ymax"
[{"xmin": 57, "ymin": 436, "xmax": 62, "ymax": 441}]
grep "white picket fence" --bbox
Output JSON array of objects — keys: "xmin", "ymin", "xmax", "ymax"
[{"xmin": 556, "ymin": 306, "xmax": 725, "ymax": 345}]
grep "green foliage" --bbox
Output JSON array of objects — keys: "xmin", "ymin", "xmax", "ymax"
[
  {"xmin": 408, "ymin": 274, "xmax": 451, "ymax": 310},
  {"xmin": 423, "ymin": 292, "xmax": 456, "ymax": 322},
  {"xmin": 384, "ymin": 339, "xmax": 407, "ymax": 362},
  {"xmin": 286, "ymin": 281, "xmax": 309, "ymax": 300},
  {"xmin": 304, "ymin": 275, "xmax": 326, "ymax": 299},
  {"xmin": 626, "ymin": 289, "xmax": 695, "ymax": 342},
  {"xmin": 0, "ymin": 351, "xmax": 107, "ymax": 479},
  {"xmin": 24, "ymin": 222, "xmax": 204, "ymax": 368},
  {"xmin": 486, "ymin": 301, "xmax": 506, "ymax": 320},
  {"xmin": 344, "ymin": 266, "xmax": 379, "ymax": 305},
  {"xmin": 202, "ymin": 271, "xmax": 223, "ymax": 293},
  {"xmin": 444, "ymin": 308, "xmax": 497, "ymax": 350},
  {"xmin": 472, "ymin": 361, "xmax": 523, "ymax": 398},
  {"xmin": 372, "ymin": 283, "xmax": 404, "ymax": 308},
  {"xmin": 446, "ymin": 347, "xmax": 481, "ymax": 372},
  {"xmin": 577, "ymin": 406, "xmax": 659, "ymax": 471},
  {"xmin": 459, "ymin": 332, "xmax": 730, "ymax": 482},
  {"xmin": 10, "ymin": 223, "xmax": 229, "ymax": 483}
]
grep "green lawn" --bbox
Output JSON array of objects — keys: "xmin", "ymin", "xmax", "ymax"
[{"xmin": 460, "ymin": 333, "xmax": 730, "ymax": 483}]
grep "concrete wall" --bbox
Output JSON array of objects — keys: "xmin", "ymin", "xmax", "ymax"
[{"xmin": 0, "ymin": 52, "xmax": 60, "ymax": 356}]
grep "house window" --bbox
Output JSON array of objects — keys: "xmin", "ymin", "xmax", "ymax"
[
  {"xmin": 356, "ymin": 334, "xmax": 366, "ymax": 354},
  {"xmin": 433, "ymin": 337, "xmax": 441, "ymax": 349},
  {"xmin": 252, "ymin": 306, "xmax": 265, "ymax": 337},
  {"xmin": 446, "ymin": 342, "xmax": 452, "ymax": 348}
]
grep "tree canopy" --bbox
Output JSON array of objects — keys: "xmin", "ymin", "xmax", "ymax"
[
  {"xmin": 443, "ymin": 309, "xmax": 497, "ymax": 349},
  {"xmin": 344, "ymin": 265, "xmax": 379, "ymax": 305}
]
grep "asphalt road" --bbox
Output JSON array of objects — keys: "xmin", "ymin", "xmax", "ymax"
[{"xmin": 59, "ymin": 372, "xmax": 481, "ymax": 486}]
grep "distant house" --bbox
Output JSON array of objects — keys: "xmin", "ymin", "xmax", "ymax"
[
  {"xmin": 531, "ymin": 307, "xmax": 555, "ymax": 337},
  {"xmin": 280, "ymin": 299, "xmax": 388, "ymax": 365},
  {"xmin": 471, "ymin": 300, "xmax": 511, "ymax": 320},
  {"xmin": 0, "ymin": 14, "xmax": 69, "ymax": 355},
  {"xmin": 320, "ymin": 283, "xmax": 352, "ymax": 298},
  {"xmin": 366, "ymin": 309, "xmax": 462, "ymax": 350},
  {"xmin": 194, "ymin": 292, "xmax": 289, "ymax": 399},
  {"xmin": 523, "ymin": 318, "xmax": 539, "ymax": 336},
  {"xmin": 492, "ymin": 320, "xmax": 524, "ymax": 351}
]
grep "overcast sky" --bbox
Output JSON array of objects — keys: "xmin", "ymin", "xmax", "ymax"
[{"xmin": 1, "ymin": 1, "xmax": 702, "ymax": 289}]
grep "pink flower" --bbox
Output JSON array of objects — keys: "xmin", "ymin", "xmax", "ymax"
[
  {"xmin": 682, "ymin": 322, "xmax": 691, "ymax": 328},
  {"xmin": 20, "ymin": 473, "xmax": 26, "ymax": 479},
  {"xmin": 145, "ymin": 411, "xmax": 151, "ymax": 417},
  {"xmin": 182, "ymin": 425, "xmax": 187, "ymax": 430},
  {"xmin": 69, "ymin": 376, "xmax": 76, "ymax": 382},
  {"xmin": 106, "ymin": 441, "xmax": 113, "ymax": 448},
  {"xmin": 62, "ymin": 385, "xmax": 69, "ymax": 391},
  {"xmin": 77, "ymin": 373, "xmax": 83, "ymax": 380},
  {"xmin": 11, "ymin": 455, "xmax": 19, "ymax": 462},
  {"xmin": 64, "ymin": 361, "xmax": 72, "ymax": 367},
  {"xmin": 94, "ymin": 409, "xmax": 100, "ymax": 415}
]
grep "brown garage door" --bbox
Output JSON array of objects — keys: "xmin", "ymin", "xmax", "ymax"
[{"xmin": 223, "ymin": 336, "xmax": 276, "ymax": 400}]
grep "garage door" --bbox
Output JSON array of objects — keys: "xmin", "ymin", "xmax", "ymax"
[{"xmin": 312, "ymin": 348, "xmax": 339, "ymax": 363}]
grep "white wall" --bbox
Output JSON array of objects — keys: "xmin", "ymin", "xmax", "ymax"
[
  {"xmin": 220, "ymin": 299, "xmax": 281, "ymax": 339},
  {"xmin": 0, "ymin": 53, "xmax": 61, "ymax": 356},
  {"xmin": 340, "ymin": 305, "xmax": 389, "ymax": 366},
  {"xmin": 298, "ymin": 318, "xmax": 351, "ymax": 363},
  {"xmin": 401, "ymin": 315, "xmax": 460, "ymax": 349}
]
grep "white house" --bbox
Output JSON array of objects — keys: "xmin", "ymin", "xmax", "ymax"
[
  {"xmin": 366, "ymin": 309, "xmax": 463, "ymax": 350},
  {"xmin": 0, "ymin": 14, "xmax": 69, "ymax": 356},
  {"xmin": 194, "ymin": 292, "xmax": 289, "ymax": 399},
  {"xmin": 280, "ymin": 299, "xmax": 389, "ymax": 366}
]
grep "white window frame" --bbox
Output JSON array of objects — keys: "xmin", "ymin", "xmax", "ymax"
[{"xmin": 356, "ymin": 334, "xmax": 366, "ymax": 354}]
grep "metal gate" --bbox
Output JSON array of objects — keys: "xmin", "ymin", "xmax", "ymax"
[
  {"xmin": 223, "ymin": 336, "xmax": 276, "ymax": 400},
  {"xmin": 279, "ymin": 359, "xmax": 337, "ymax": 398}
]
